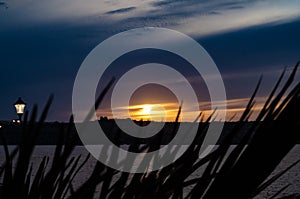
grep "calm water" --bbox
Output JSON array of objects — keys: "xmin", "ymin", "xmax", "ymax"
[{"xmin": 1, "ymin": 145, "xmax": 299, "ymax": 198}]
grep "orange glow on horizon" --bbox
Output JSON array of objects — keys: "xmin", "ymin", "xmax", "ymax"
[
  {"xmin": 96, "ymin": 96, "xmax": 271, "ymax": 122},
  {"xmin": 129, "ymin": 103, "xmax": 179, "ymax": 122}
]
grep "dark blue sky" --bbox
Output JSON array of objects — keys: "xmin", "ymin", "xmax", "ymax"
[{"xmin": 0, "ymin": 0, "xmax": 299, "ymax": 121}]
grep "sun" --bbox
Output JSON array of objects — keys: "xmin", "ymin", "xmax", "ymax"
[
  {"xmin": 129, "ymin": 103, "xmax": 170, "ymax": 121},
  {"xmin": 140, "ymin": 105, "xmax": 152, "ymax": 115}
]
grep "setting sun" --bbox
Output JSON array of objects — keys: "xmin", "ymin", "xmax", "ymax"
[
  {"xmin": 128, "ymin": 103, "xmax": 176, "ymax": 122},
  {"xmin": 141, "ymin": 105, "xmax": 152, "ymax": 115}
]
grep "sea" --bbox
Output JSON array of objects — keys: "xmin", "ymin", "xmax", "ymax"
[{"xmin": 1, "ymin": 145, "xmax": 299, "ymax": 198}]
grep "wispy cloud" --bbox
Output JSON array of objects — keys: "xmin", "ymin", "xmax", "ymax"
[
  {"xmin": 0, "ymin": 1, "xmax": 7, "ymax": 9},
  {"xmin": 105, "ymin": 7, "xmax": 136, "ymax": 15},
  {"xmin": 95, "ymin": 96, "xmax": 271, "ymax": 122},
  {"xmin": 98, "ymin": 0, "xmax": 300, "ymax": 37},
  {"xmin": 2, "ymin": 0, "xmax": 300, "ymax": 36}
]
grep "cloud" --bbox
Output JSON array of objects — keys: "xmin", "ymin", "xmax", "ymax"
[
  {"xmin": 105, "ymin": 6, "xmax": 136, "ymax": 15},
  {"xmin": 93, "ymin": 0, "xmax": 300, "ymax": 38},
  {"xmin": 173, "ymin": 1, "xmax": 300, "ymax": 36},
  {"xmin": 97, "ymin": 96, "xmax": 271, "ymax": 122},
  {"xmin": 2, "ymin": 0, "xmax": 300, "ymax": 36},
  {"xmin": 0, "ymin": 1, "xmax": 7, "ymax": 9},
  {"xmin": 198, "ymin": 96, "xmax": 270, "ymax": 121}
]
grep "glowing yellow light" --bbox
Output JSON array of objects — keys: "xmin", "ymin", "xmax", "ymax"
[
  {"xmin": 141, "ymin": 105, "xmax": 152, "ymax": 115},
  {"xmin": 14, "ymin": 97, "xmax": 26, "ymax": 115},
  {"xmin": 15, "ymin": 104, "xmax": 26, "ymax": 114},
  {"xmin": 127, "ymin": 103, "xmax": 181, "ymax": 122}
]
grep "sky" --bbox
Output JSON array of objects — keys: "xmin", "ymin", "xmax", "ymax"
[{"xmin": 0, "ymin": 0, "xmax": 300, "ymax": 122}]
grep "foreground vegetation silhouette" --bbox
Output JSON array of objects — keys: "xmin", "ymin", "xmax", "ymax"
[{"xmin": 0, "ymin": 63, "xmax": 300, "ymax": 199}]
